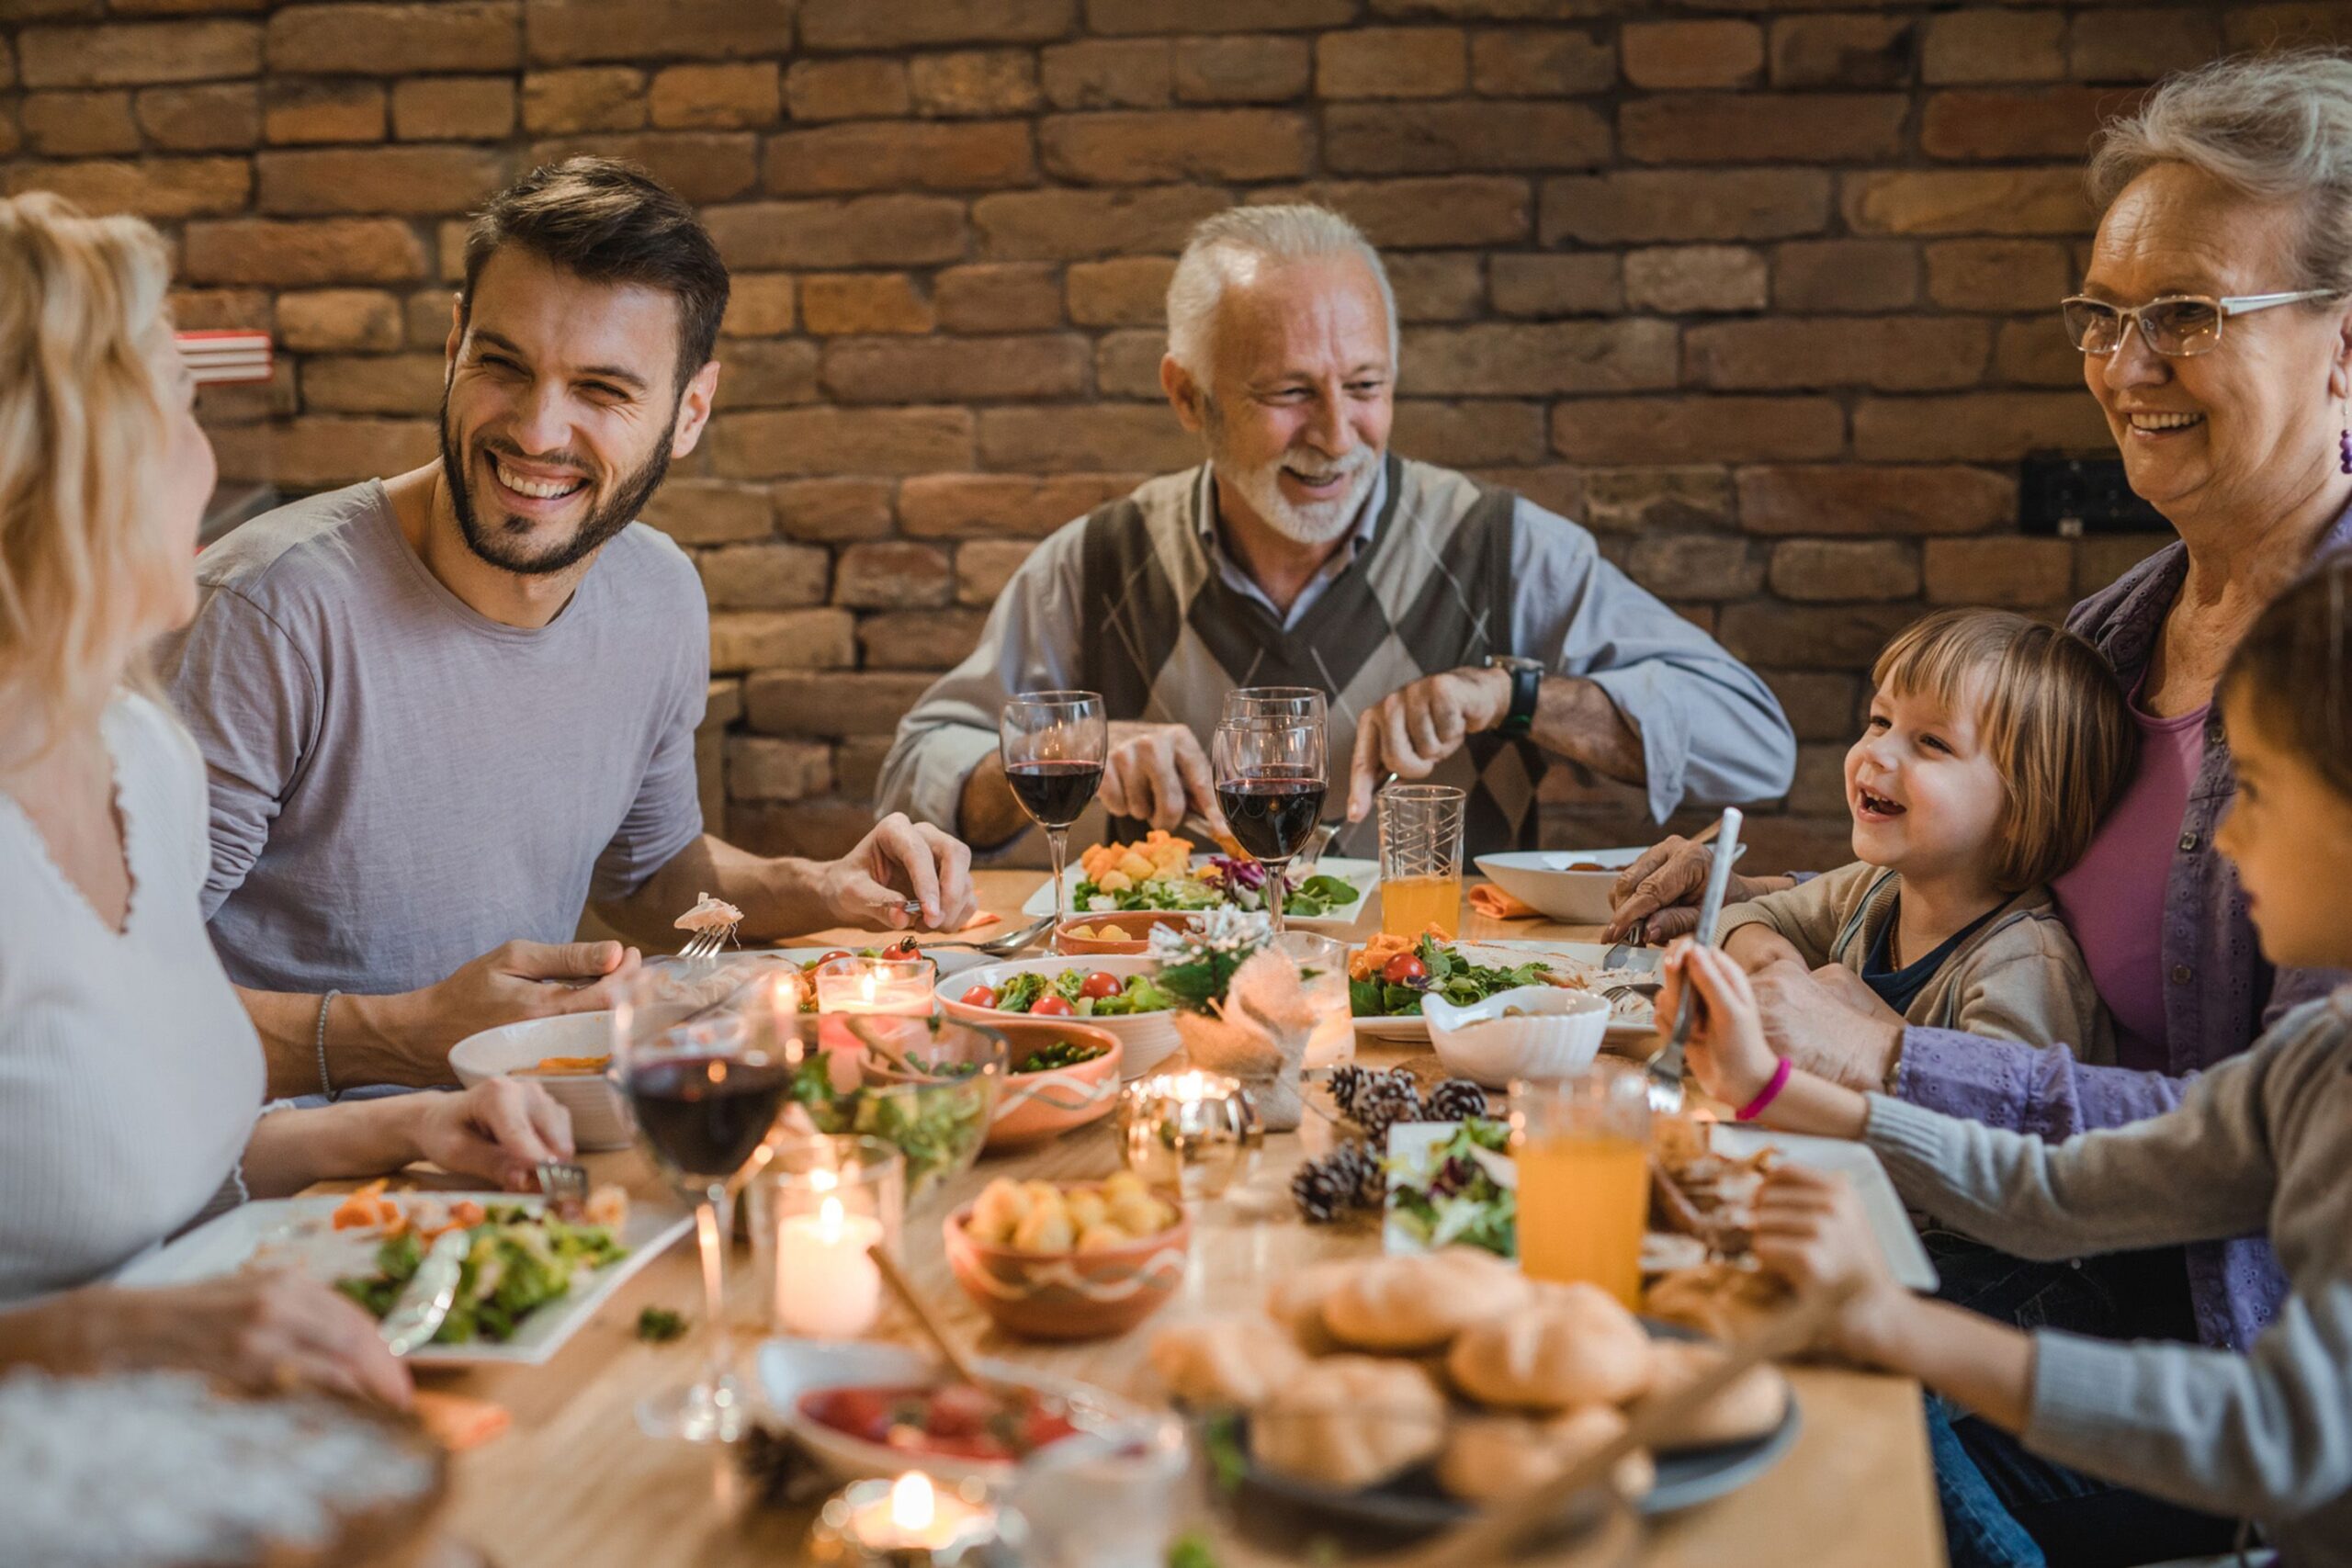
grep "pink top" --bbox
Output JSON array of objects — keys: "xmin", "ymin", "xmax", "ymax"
[{"xmin": 2051, "ymin": 687, "xmax": 2211, "ymax": 1070}]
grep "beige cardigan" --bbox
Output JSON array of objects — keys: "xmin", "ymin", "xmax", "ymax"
[{"xmin": 1718, "ymin": 861, "xmax": 2114, "ymax": 1061}]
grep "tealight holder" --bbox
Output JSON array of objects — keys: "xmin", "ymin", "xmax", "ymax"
[
  {"xmin": 747, "ymin": 1134, "xmax": 905, "ymax": 1340},
  {"xmin": 1115, "ymin": 1070, "xmax": 1260, "ymax": 1200},
  {"xmin": 807, "ymin": 1472, "xmax": 1026, "ymax": 1567},
  {"xmin": 814, "ymin": 954, "xmax": 937, "ymax": 1017}
]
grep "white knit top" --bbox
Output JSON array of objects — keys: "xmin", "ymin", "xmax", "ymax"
[{"xmin": 0, "ymin": 692, "xmax": 262, "ymax": 1303}]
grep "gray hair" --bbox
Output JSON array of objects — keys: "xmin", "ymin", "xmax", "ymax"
[
  {"xmin": 1163, "ymin": 204, "xmax": 1398, "ymax": 382},
  {"xmin": 2089, "ymin": 50, "xmax": 2352, "ymax": 295}
]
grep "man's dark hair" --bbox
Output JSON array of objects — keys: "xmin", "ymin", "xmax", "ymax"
[{"xmin": 460, "ymin": 156, "xmax": 729, "ymax": 392}]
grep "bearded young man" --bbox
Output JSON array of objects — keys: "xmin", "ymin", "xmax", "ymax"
[
  {"xmin": 882, "ymin": 204, "xmax": 1796, "ymax": 859},
  {"xmin": 160, "ymin": 158, "xmax": 977, "ymax": 1099}
]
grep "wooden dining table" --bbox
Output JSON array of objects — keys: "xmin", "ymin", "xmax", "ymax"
[{"xmin": 372, "ymin": 869, "xmax": 1945, "ymax": 1568}]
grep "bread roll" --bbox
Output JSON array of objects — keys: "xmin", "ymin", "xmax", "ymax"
[
  {"xmin": 1321, "ymin": 1248, "xmax": 1534, "ymax": 1354},
  {"xmin": 1436, "ymin": 1407, "xmax": 1656, "ymax": 1504},
  {"xmin": 1446, "ymin": 1281, "xmax": 1654, "ymax": 1409},
  {"xmin": 1633, "ymin": 1340, "xmax": 1789, "ymax": 1451},
  {"xmin": 1264, "ymin": 1259, "xmax": 1359, "ymax": 1354},
  {"xmin": 1148, "ymin": 1314, "xmax": 1308, "ymax": 1410},
  {"xmin": 1250, "ymin": 1356, "xmax": 1446, "ymax": 1490}
]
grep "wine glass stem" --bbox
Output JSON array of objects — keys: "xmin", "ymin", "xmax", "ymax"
[
  {"xmin": 695, "ymin": 1182, "xmax": 733, "ymax": 1392},
  {"xmin": 1264, "ymin": 858, "xmax": 1288, "ymax": 935},
  {"xmin": 1046, "ymin": 826, "xmax": 1070, "ymax": 955}
]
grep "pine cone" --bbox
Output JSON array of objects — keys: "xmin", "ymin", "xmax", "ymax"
[
  {"xmin": 1324, "ymin": 1062, "xmax": 1372, "ymax": 1120},
  {"xmin": 1327, "ymin": 1140, "xmax": 1386, "ymax": 1207},
  {"xmin": 1291, "ymin": 1153, "xmax": 1359, "ymax": 1224},
  {"xmin": 1353, "ymin": 1076, "xmax": 1428, "ymax": 1149},
  {"xmin": 1427, "ymin": 1078, "xmax": 1492, "ymax": 1123}
]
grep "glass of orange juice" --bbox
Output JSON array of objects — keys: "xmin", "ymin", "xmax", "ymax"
[
  {"xmin": 1510, "ymin": 1066, "xmax": 1653, "ymax": 1309},
  {"xmin": 1377, "ymin": 784, "xmax": 1465, "ymax": 938}
]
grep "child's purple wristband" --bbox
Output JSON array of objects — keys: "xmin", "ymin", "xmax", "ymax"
[{"xmin": 1735, "ymin": 1057, "xmax": 1793, "ymax": 1122}]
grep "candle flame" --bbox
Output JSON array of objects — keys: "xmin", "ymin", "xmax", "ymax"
[
  {"xmin": 860, "ymin": 972, "xmax": 877, "ymax": 1005},
  {"xmin": 817, "ymin": 1194, "xmax": 845, "ymax": 1240},
  {"xmin": 889, "ymin": 1471, "xmax": 934, "ymax": 1532},
  {"xmin": 810, "ymin": 1166, "xmax": 838, "ymax": 1193}
]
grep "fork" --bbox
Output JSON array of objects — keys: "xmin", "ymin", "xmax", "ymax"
[
  {"xmin": 535, "ymin": 1158, "xmax": 590, "ymax": 1213},
  {"xmin": 1646, "ymin": 807, "xmax": 1744, "ymax": 1114},
  {"xmin": 675, "ymin": 928, "xmax": 731, "ymax": 963}
]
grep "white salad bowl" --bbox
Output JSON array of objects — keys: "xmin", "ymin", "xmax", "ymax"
[
  {"xmin": 1474, "ymin": 843, "xmax": 1747, "ymax": 924},
  {"xmin": 942, "ymin": 954, "xmax": 1182, "ymax": 1080},
  {"xmin": 448, "ymin": 1012, "xmax": 634, "ymax": 1150},
  {"xmin": 1420, "ymin": 985, "xmax": 1611, "ymax": 1089}
]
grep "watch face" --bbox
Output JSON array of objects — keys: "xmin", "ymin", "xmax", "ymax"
[{"xmin": 1488, "ymin": 655, "xmax": 1542, "ymax": 673}]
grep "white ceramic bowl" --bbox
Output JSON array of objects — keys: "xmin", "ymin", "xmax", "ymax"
[
  {"xmin": 943, "ymin": 954, "xmax": 1182, "ymax": 1080},
  {"xmin": 1420, "ymin": 985, "xmax": 1611, "ymax": 1088},
  {"xmin": 1474, "ymin": 844, "xmax": 1747, "ymax": 924},
  {"xmin": 448, "ymin": 1013, "xmax": 633, "ymax": 1150},
  {"xmin": 757, "ymin": 1337, "xmax": 1154, "ymax": 1486}
]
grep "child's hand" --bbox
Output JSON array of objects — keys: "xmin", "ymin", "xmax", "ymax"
[
  {"xmin": 1751, "ymin": 1166, "xmax": 1912, "ymax": 1366},
  {"xmin": 1657, "ymin": 941, "xmax": 1780, "ymax": 1107}
]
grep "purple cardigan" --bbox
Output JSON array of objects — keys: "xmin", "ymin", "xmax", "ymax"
[{"xmin": 1891, "ymin": 507, "xmax": 2352, "ymax": 1352}]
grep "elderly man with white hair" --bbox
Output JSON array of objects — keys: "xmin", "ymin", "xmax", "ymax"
[{"xmin": 880, "ymin": 204, "xmax": 1796, "ymax": 858}]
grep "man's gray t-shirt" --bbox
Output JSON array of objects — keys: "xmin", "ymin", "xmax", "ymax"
[{"xmin": 155, "ymin": 480, "xmax": 708, "ymax": 998}]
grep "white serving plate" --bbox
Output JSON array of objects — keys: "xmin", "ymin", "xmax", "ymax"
[
  {"xmin": 450, "ymin": 1013, "xmax": 634, "ymax": 1151},
  {"xmin": 1023, "ymin": 855, "xmax": 1377, "ymax": 931},
  {"xmin": 942, "ymin": 954, "xmax": 1181, "ymax": 1079},
  {"xmin": 1379, "ymin": 1121, "xmax": 1938, "ymax": 1291},
  {"xmin": 115, "ymin": 1193, "xmax": 692, "ymax": 1366},
  {"xmin": 1475, "ymin": 843, "xmax": 1748, "ymax": 925},
  {"xmin": 757, "ymin": 1337, "xmax": 1155, "ymax": 1486},
  {"xmin": 1352, "ymin": 940, "xmax": 1657, "ymax": 1047}
]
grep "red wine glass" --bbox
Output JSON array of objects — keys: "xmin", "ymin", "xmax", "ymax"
[
  {"xmin": 1001, "ymin": 690, "xmax": 1108, "ymax": 954},
  {"xmin": 1212, "ymin": 714, "xmax": 1327, "ymax": 934}
]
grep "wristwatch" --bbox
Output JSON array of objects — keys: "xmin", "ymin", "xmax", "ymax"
[{"xmin": 1487, "ymin": 655, "xmax": 1544, "ymax": 739}]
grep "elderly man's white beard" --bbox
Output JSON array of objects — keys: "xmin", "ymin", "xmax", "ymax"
[{"xmin": 1215, "ymin": 443, "xmax": 1379, "ymax": 546}]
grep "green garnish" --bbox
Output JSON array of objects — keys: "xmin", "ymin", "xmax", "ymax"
[
  {"xmin": 636, "ymin": 1306, "xmax": 687, "ymax": 1343},
  {"xmin": 1012, "ymin": 1040, "xmax": 1110, "ymax": 1073},
  {"xmin": 334, "ymin": 1212, "xmax": 628, "ymax": 1345},
  {"xmin": 1387, "ymin": 1118, "xmax": 1517, "ymax": 1258},
  {"xmin": 1349, "ymin": 935, "xmax": 1553, "ymax": 1018}
]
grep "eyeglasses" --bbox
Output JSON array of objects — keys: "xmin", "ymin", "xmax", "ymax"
[{"xmin": 2060, "ymin": 289, "xmax": 2339, "ymax": 357}]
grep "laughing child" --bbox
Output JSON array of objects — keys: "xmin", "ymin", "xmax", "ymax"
[
  {"xmin": 1666, "ymin": 562, "xmax": 2352, "ymax": 1564},
  {"xmin": 1715, "ymin": 609, "xmax": 2135, "ymax": 1050}
]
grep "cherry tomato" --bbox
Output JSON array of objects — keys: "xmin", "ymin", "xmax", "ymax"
[
  {"xmin": 1079, "ymin": 971, "xmax": 1124, "ymax": 1000},
  {"xmin": 810, "ymin": 950, "xmax": 853, "ymax": 970},
  {"xmin": 1032, "ymin": 995, "xmax": 1076, "ymax": 1017},
  {"xmin": 959, "ymin": 984, "xmax": 999, "ymax": 1010},
  {"xmin": 882, "ymin": 937, "xmax": 921, "ymax": 962},
  {"xmin": 1382, "ymin": 953, "xmax": 1428, "ymax": 985}
]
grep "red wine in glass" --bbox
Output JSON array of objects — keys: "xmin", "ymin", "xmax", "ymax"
[
  {"xmin": 626, "ymin": 1054, "xmax": 790, "ymax": 1180},
  {"xmin": 1216, "ymin": 768, "xmax": 1326, "ymax": 863},
  {"xmin": 1004, "ymin": 759, "xmax": 1104, "ymax": 829}
]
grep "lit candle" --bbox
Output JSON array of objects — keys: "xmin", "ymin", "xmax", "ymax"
[
  {"xmin": 856, "ymin": 1472, "xmax": 988, "ymax": 1551},
  {"xmin": 815, "ymin": 956, "xmax": 935, "ymax": 1016},
  {"xmin": 775, "ymin": 1182, "xmax": 883, "ymax": 1338},
  {"xmin": 810, "ymin": 1471, "xmax": 1015, "ymax": 1565}
]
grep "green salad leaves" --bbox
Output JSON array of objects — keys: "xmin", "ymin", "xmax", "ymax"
[
  {"xmin": 334, "ymin": 1207, "xmax": 628, "ymax": 1345},
  {"xmin": 1348, "ymin": 935, "xmax": 1554, "ymax": 1017},
  {"xmin": 1387, "ymin": 1118, "xmax": 1517, "ymax": 1258}
]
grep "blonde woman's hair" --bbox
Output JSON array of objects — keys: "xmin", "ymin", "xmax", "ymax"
[
  {"xmin": 0, "ymin": 191, "xmax": 180, "ymax": 762},
  {"xmin": 1872, "ymin": 610, "xmax": 2137, "ymax": 893},
  {"xmin": 2089, "ymin": 50, "xmax": 2352, "ymax": 296}
]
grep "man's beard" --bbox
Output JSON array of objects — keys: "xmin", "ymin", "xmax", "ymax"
[
  {"xmin": 439, "ymin": 398, "xmax": 676, "ymax": 577},
  {"xmin": 1204, "ymin": 403, "xmax": 1378, "ymax": 547}
]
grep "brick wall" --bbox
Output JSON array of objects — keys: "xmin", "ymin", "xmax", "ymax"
[{"xmin": 4, "ymin": 0, "xmax": 2332, "ymax": 871}]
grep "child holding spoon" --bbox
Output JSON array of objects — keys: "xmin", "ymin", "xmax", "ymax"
[{"xmin": 1660, "ymin": 564, "xmax": 2352, "ymax": 1564}]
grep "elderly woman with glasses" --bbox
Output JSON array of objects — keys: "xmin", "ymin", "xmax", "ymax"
[{"xmin": 1606, "ymin": 52, "xmax": 2352, "ymax": 1568}]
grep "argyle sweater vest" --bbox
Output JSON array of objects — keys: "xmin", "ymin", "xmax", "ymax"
[{"xmin": 1075, "ymin": 454, "xmax": 1544, "ymax": 855}]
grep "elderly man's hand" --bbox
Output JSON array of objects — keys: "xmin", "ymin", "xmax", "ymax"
[
  {"xmin": 1602, "ymin": 836, "xmax": 1796, "ymax": 944},
  {"xmin": 1749, "ymin": 959, "xmax": 1905, "ymax": 1092},
  {"xmin": 1101, "ymin": 721, "xmax": 1223, "ymax": 833},
  {"xmin": 1344, "ymin": 666, "xmax": 1512, "ymax": 821},
  {"xmin": 823, "ymin": 812, "xmax": 978, "ymax": 931}
]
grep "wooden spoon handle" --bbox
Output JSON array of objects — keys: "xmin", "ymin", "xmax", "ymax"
[
  {"xmin": 1396, "ymin": 1280, "xmax": 1859, "ymax": 1568},
  {"xmin": 866, "ymin": 1241, "xmax": 989, "ymax": 1391}
]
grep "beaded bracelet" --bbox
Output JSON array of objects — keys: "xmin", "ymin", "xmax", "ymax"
[{"xmin": 314, "ymin": 988, "xmax": 341, "ymax": 1100}]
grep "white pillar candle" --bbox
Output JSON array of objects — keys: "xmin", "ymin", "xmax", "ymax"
[{"xmin": 775, "ymin": 1194, "xmax": 883, "ymax": 1339}]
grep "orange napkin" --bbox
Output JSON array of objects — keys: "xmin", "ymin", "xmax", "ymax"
[
  {"xmin": 956, "ymin": 909, "xmax": 1002, "ymax": 931},
  {"xmin": 411, "ymin": 1389, "xmax": 511, "ymax": 1450},
  {"xmin": 1467, "ymin": 884, "xmax": 1542, "ymax": 920}
]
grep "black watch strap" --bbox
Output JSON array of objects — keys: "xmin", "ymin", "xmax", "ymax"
[{"xmin": 1500, "ymin": 662, "xmax": 1541, "ymax": 738}]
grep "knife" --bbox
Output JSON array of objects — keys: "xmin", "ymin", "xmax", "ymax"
[
  {"xmin": 1647, "ymin": 807, "xmax": 1744, "ymax": 1111},
  {"xmin": 378, "ymin": 1230, "xmax": 469, "ymax": 1357}
]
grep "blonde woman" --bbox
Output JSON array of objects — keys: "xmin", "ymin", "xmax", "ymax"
[{"xmin": 0, "ymin": 192, "xmax": 572, "ymax": 1403}]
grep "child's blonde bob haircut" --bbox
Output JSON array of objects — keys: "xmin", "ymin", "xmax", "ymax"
[
  {"xmin": 1872, "ymin": 608, "xmax": 2136, "ymax": 893},
  {"xmin": 0, "ymin": 192, "xmax": 181, "ymax": 764}
]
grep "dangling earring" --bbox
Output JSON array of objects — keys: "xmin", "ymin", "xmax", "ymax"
[{"xmin": 2340, "ymin": 423, "xmax": 2351, "ymax": 476}]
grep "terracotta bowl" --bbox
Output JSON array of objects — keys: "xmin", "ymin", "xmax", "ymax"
[
  {"xmin": 985, "ymin": 1020, "xmax": 1125, "ymax": 1149},
  {"xmin": 1054, "ymin": 910, "xmax": 1201, "ymax": 954},
  {"xmin": 944, "ymin": 1196, "xmax": 1190, "ymax": 1340}
]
